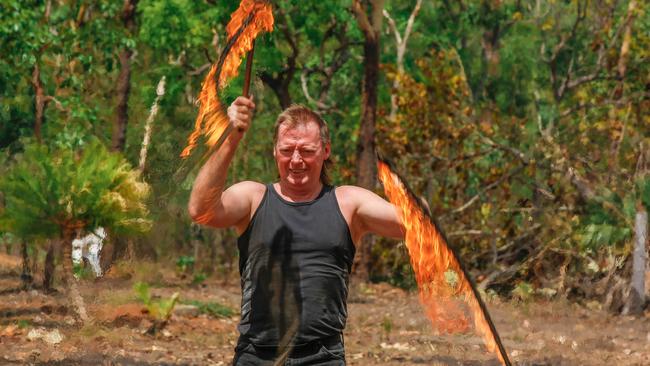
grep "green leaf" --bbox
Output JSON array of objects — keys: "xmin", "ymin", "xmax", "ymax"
[{"xmin": 133, "ymin": 282, "xmax": 151, "ymax": 305}]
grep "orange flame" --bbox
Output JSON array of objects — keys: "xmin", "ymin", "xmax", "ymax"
[
  {"xmin": 181, "ymin": 0, "xmax": 274, "ymax": 158},
  {"xmin": 378, "ymin": 160, "xmax": 507, "ymax": 365}
]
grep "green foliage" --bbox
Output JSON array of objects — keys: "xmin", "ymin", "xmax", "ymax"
[
  {"xmin": 191, "ymin": 272, "xmax": 207, "ymax": 285},
  {"xmin": 133, "ymin": 281, "xmax": 152, "ymax": 305},
  {"xmin": 133, "ymin": 281, "xmax": 180, "ymax": 320},
  {"xmin": 0, "ymin": 138, "xmax": 151, "ymax": 238},
  {"xmin": 638, "ymin": 177, "xmax": 650, "ymax": 210},
  {"xmin": 444, "ymin": 269, "xmax": 460, "ymax": 289},
  {"xmin": 139, "ymin": 0, "xmax": 220, "ymax": 53},
  {"xmin": 176, "ymin": 255, "xmax": 195, "ymax": 273},
  {"xmin": 72, "ymin": 263, "xmax": 95, "ymax": 280},
  {"xmin": 579, "ymin": 224, "xmax": 631, "ymax": 250},
  {"xmin": 0, "ymin": 0, "xmax": 648, "ymax": 301},
  {"xmin": 511, "ymin": 282, "xmax": 534, "ymax": 302},
  {"xmin": 381, "ymin": 315, "xmax": 393, "ymax": 338},
  {"xmin": 182, "ymin": 299, "xmax": 236, "ymax": 318}
]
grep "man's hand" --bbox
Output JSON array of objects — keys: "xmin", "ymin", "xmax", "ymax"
[{"xmin": 227, "ymin": 96, "xmax": 256, "ymax": 134}]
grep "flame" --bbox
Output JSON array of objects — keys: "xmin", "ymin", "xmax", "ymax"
[
  {"xmin": 181, "ymin": 0, "xmax": 274, "ymax": 158},
  {"xmin": 378, "ymin": 160, "xmax": 507, "ymax": 365},
  {"xmin": 222, "ymin": 0, "xmax": 274, "ymax": 87}
]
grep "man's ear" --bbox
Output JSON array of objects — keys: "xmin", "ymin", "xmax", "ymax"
[{"xmin": 324, "ymin": 142, "xmax": 331, "ymax": 160}]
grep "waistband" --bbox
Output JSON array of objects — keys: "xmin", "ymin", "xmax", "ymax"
[{"xmin": 236, "ymin": 334, "xmax": 344, "ymax": 359}]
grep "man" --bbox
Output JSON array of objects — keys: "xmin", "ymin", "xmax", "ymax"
[{"xmin": 188, "ymin": 96, "xmax": 404, "ymax": 365}]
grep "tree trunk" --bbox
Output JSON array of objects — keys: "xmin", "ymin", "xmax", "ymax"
[
  {"xmin": 617, "ymin": 0, "xmax": 637, "ymax": 80},
  {"xmin": 206, "ymin": 230, "xmax": 220, "ymax": 275},
  {"xmin": 260, "ymin": 73, "xmax": 293, "ymax": 110},
  {"xmin": 20, "ymin": 239, "xmax": 33, "ymax": 289},
  {"xmin": 352, "ymin": 0, "xmax": 384, "ymax": 281},
  {"xmin": 355, "ymin": 38, "xmax": 380, "ymax": 190},
  {"xmin": 111, "ymin": 0, "xmax": 138, "ymax": 152},
  {"xmin": 43, "ymin": 239, "xmax": 56, "ymax": 292},
  {"xmin": 275, "ymin": 85, "xmax": 292, "ymax": 110},
  {"xmin": 61, "ymin": 226, "xmax": 89, "ymax": 323},
  {"xmin": 100, "ymin": 235, "xmax": 114, "ymax": 275},
  {"xmin": 31, "ymin": 64, "xmax": 45, "ymax": 144},
  {"xmin": 111, "ymin": 236, "xmax": 129, "ymax": 265},
  {"xmin": 99, "ymin": 234, "xmax": 132, "ymax": 275},
  {"xmin": 624, "ymin": 208, "xmax": 647, "ymax": 315},
  {"xmin": 112, "ymin": 48, "xmax": 133, "ymax": 152}
]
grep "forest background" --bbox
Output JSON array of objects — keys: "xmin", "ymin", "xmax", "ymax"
[{"xmin": 0, "ymin": 0, "xmax": 649, "ymax": 317}]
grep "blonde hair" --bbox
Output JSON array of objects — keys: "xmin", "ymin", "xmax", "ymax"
[{"xmin": 273, "ymin": 105, "xmax": 332, "ymax": 185}]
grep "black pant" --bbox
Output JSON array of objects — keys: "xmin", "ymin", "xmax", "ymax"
[{"xmin": 233, "ymin": 335, "xmax": 345, "ymax": 365}]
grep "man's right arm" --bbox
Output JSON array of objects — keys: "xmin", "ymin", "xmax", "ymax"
[{"xmin": 187, "ymin": 96, "xmax": 261, "ymax": 231}]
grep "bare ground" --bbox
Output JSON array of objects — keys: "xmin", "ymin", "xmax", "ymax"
[{"xmin": 0, "ymin": 256, "xmax": 649, "ymax": 366}]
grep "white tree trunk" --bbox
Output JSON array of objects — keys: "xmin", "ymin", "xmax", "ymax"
[
  {"xmin": 383, "ymin": 0, "xmax": 422, "ymax": 121},
  {"xmin": 138, "ymin": 76, "xmax": 166, "ymax": 173},
  {"xmin": 623, "ymin": 209, "xmax": 647, "ymax": 315}
]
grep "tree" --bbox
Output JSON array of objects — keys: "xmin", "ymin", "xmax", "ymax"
[
  {"xmin": 351, "ymin": 0, "xmax": 385, "ymax": 280},
  {"xmin": 0, "ymin": 138, "xmax": 151, "ymax": 322}
]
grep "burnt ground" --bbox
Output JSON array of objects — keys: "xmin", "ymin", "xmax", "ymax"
[{"xmin": 0, "ymin": 254, "xmax": 649, "ymax": 366}]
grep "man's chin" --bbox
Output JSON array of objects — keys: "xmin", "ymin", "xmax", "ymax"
[
  {"xmin": 287, "ymin": 174, "xmax": 309, "ymax": 186},
  {"xmin": 287, "ymin": 177, "xmax": 305, "ymax": 185}
]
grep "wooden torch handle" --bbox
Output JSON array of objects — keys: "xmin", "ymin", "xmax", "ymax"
[{"xmin": 242, "ymin": 39, "xmax": 255, "ymax": 98}]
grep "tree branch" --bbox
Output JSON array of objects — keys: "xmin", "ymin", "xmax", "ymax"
[
  {"xmin": 383, "ymin": 9, "xmax": 402, "ymax": 49},
  {"xmin": 188, "ymin": 63, "xmax": 212, "ymax": 76},
  {"xmin": 480, "ymin": 134, "xmax": 530, "ymax": 165},
  {"xmin": 550, "ymin": 0, "xmax": 628, "ymax": 100},
  {"xmin": 259, "ymin": 5, "xmax": 299, "ymax": 109},
  {"xmin": 42, "ymin": 96, "xmax": 67, "ymax": 112},
  {"xmin": 370, "ymin": 0, "xmax": 386, "ymax": 34},
  {"xmin": 382, "ymin": 0, "xmax": 422, "ymax": 120},
  {"xmin": 352, "ymin": 0, "xmax": 374, "ymax": 41},
  {"xmin": 558, "ymin": 92, "xmax": 647, "ymax": 118},
  {"xmin": 449, "ymin": 165, "xmax": 525, "ymax": 215},
  {"xmin": 300, "ymin": 19, "xmax": 351, "ymax": 113}
]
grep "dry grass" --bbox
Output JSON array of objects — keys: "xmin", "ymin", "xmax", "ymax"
[{"xmin": 0, "ymin": 253, "xmax": 21, "ymax": 274}]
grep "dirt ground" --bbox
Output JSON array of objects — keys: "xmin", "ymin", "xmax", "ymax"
[{"xmin": 1, "ymin": 254, "xmax": 649, "ymax": 366}]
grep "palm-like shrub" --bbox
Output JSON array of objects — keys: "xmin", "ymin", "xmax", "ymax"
[
  {"xmin": 2, "ymin": 140, "xmax": 151, "ymax": 236},
  {"xmin": 0, "ymin": 138, "xmax": 151, "ymax": 321}
]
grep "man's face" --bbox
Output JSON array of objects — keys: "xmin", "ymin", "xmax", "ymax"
[{"xmin": 274, "ymin": 121, "xmax": 330, "ymax": 188}]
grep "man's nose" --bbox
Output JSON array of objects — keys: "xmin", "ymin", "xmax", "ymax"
[{"xmin": 290, "ymin": 149, "xmax": 303, "ymax": 162}]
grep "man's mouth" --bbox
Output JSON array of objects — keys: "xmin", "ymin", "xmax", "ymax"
[{"xmin": 289, "ymin": 169, "xmax": 306, "ymax": 175}]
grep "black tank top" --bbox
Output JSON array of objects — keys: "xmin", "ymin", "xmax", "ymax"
[{"xmin": 236, "ymin": 184, "xmax": 355, "ymax": 346}]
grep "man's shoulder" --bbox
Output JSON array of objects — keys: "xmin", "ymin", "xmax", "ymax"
[
  {"xmin": 228, "ymin": 181, "xmax": 267, "ymax": 197},
  {"xmin": 335, "ymin": 185, "xmax": 373, "ymax": 201},
  {"xmin": 336, "ymin": 184, "xmax": 368, "ymax": 193}
]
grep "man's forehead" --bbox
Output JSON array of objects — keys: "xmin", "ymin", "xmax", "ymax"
[
  {"xmin": 276, "ymin": 137, "xmax": 322, "ymax": 147},
  {"xmin": 277, "ymin": 122, "xmax": 321, "ymax": 141},
  {"xmin": 278, "ymin": 119, "xmax": 320, "ymax": 132}
]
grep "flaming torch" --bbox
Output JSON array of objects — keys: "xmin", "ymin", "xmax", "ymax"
[
  {"xmin": 181, "ymin": 0, "xmax": 274, "ymax": 158},
  {"xmin": 377, "ymin": 158, "xmax": 511, "ymax": 366}
]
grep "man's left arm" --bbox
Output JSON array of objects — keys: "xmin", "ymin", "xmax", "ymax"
[{"xmin": 340, "ymin": 186, "xmax": 405, "ymax": 241}]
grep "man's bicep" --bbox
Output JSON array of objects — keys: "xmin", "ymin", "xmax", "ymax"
[
  {"xmin": 357, "ymin": 189, "xmax": 404, "ymax": 239},
  {"xmin": 219, "ymin": 181, "xmax": 261, "ymax": 228},
  {"xmin": 195, "ymin": 181, "xmax": 257, "ymax": 229}
]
